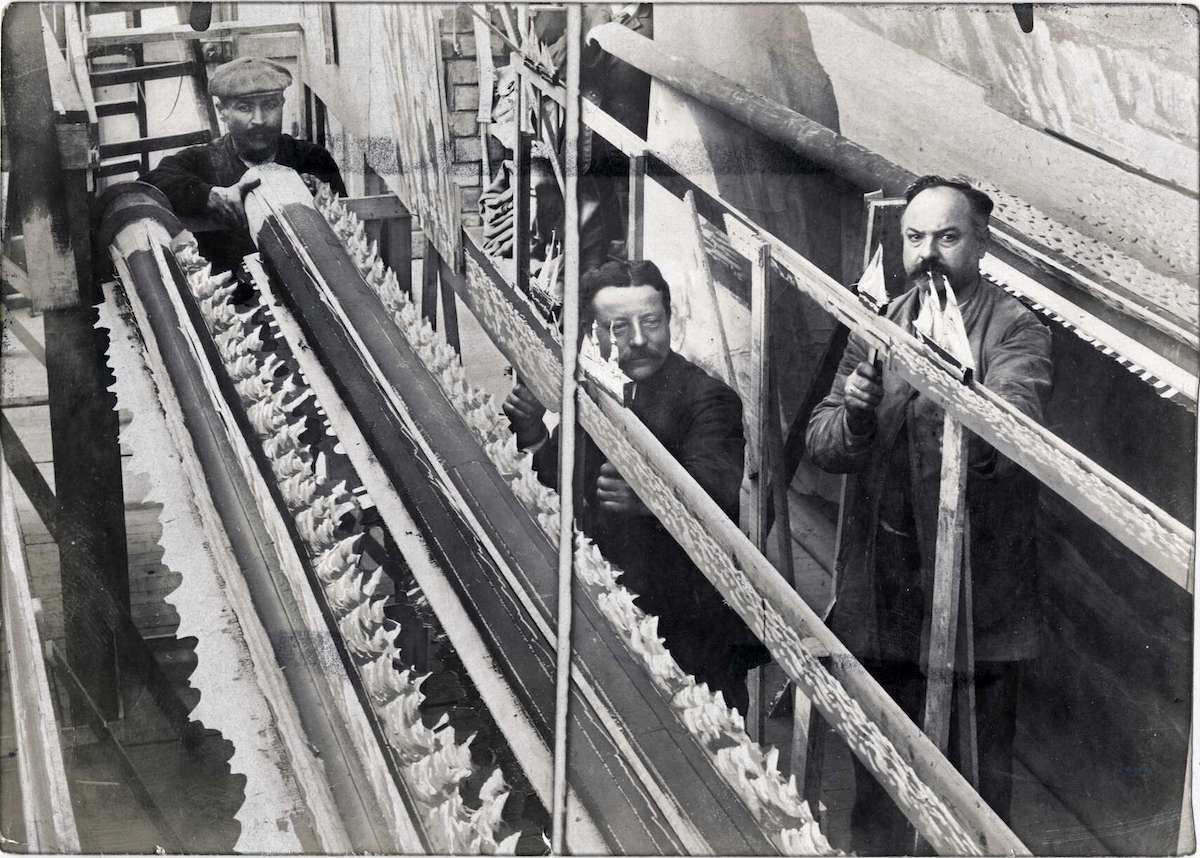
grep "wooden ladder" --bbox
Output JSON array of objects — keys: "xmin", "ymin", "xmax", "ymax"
[{"xmin": 79, "ymin": 1, "xmax": 221, "ymax": 181}]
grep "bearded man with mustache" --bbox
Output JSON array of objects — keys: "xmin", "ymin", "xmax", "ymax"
[
  {"xmin": 504, "ymin": 259, "xmax": 769, "ymax": 714},
  {"xmin": 143, "ymin": 57, "xmax": 346, "ymax": 276},
  {"xmin": 806, "ymin": 176, "xmax": 1053, "ymax": 854}
]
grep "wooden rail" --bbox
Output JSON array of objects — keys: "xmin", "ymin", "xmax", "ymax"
[
  {"xmin": 513, "ymin": 58, "xmax": 1194, "ymax": 590},
  {"xmin": 1, "ymin": 451, "xmax": 81, "ymax": 853}
]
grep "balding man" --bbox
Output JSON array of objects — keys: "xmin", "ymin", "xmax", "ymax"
[
  {"xmin": 143, "ymin": 57, "xmax": 346, "ymax": 274},
  {"xmin": 806, "ymin": 175, "xmax": 1052, "ymax": 854}
]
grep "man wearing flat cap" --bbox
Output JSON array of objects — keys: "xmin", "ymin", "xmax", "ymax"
[{"xmin": 143, "ymin": 56, "xmax": 346, "ymax": 274}]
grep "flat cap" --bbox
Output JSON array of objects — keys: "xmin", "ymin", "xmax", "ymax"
[{"xmin": 210, "ymin": 57, "xmax": 292, "ymax": 99}]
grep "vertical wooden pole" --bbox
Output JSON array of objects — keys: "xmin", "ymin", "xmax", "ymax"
[
  {"xmin": 509, "ymin": 55, "xmax": 532, "ymax": 295},
  {"xmin": 437, "ymin": 256, "xmax": 461, "ymax": 353},
  {"xmin": 389, "ymin": 214, "xmax": 414, "ymax": 299},
  {"xmin": 954, "ymin": 518, "xmax": 978, "ymax": 787},
  {"xmin": 303, "ymin": 84, "xmax": 314, "ymax": 142},
  {"xmin": 627, "ymin": 152, "xmax": 646, "ymax": 259},
  {"xmin": 922, "ymin": 412, "xmax": 970, "ymax": 751},
  {"xmin": 45, "ymin": 306, "xmax": 130, "ymax": 721},
  {"xmin": 746, "ymin": 237, "xmax": 771, "ymax": 741},
  {"xmin": 4, "ymin": 2, "xmax": 128, "ymax": 719},
  {"xmin": 551, "ymin": 7, "xmax": 582, "ymax": 853},
  {"xmin": 421, "ymin": 236, "xmax": 440, "ymax": 329}
]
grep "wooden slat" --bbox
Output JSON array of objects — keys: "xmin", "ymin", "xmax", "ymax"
[
  {"xmin": 83, "ymin": 19, "xmax": 301, "ymax": 48},
  {"xmin": 0, "ymin": 414, "xmax": 57, "ymax": 537},
  {"xmin": 95, "ymin": 98, "xmax": 141, "ymax": 117},
  {"xmin": 343, "ymin": 194, "xmax": 411, "ymax": 223},
  {"xmin": 97, "ymin": 158, "xmax": 143, "ymax": 178},
  {"xmin": 456, "ymin": 238, "xmax": 1026, "ymax": 855},
  {"xmin": 3, "ymin": 316, "xmax": 46, "ymax": 365},
  {"xmin": 89, "ymin": 60, "xmax": 196, "ymax": 88},
  {"xmin": 99, "ymin": 129, "xmax": 210, "ymax": 159},
  {"xmin": 62, "ymin": 4, "xmax": 98, "ymax": 127},
  {"xmin": 1, "ymin": 451, "xmax": 81, "ymax": 853}
]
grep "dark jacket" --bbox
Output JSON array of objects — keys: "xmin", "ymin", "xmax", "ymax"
[
  {"xmin": 142, "ymin": 133, "xmax": 345, "ymax": 272},
  {"xmin": 806, "ymin": 281, "xmax": 1053, "ymax": 663},
  {"xmin": 532, "ymin": 351, "xmax": 762, "ymax": 688}
]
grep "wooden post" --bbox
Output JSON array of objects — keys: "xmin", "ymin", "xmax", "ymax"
[
  {"xmin": 551, "ymin": 8, "xmax": 582, "ymax": 852},
  {"xmin": 745, "ymin": 237, "xmax": 771, "ymax": 742},
  {"xmin": 954, "ymin": 520, "xmax": 978, "ymax": 787},
  {"xmin": 437, "ymin": 256, "xmax": 461, "ymax": 353},
  {"xmin": 510, "ymin": 53, "xmax": 532, "ymax": 294},
  {"xmin": 421, "ymin": 236, "xmax": 440, "ymax": 329},
  {"xmin": 922, "ymin": 413, "xmax": 971, "ymax": 753},
  {"xmin": 627, "ymin": 152, "xmax": 646, "ymax": 259}
]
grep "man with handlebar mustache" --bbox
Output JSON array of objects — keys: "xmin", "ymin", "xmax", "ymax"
[
  {"xmin": 806, "ymin": 176, "xmax": 1053, "ymax": 854},
  {"xmin": 142, "ymin": 57, "xmax": 346, "ymax": 276}
]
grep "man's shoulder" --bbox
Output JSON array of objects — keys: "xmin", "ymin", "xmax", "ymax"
[
  {"xmin": 661, "ymin": 352, "xmax": 741, "ymax": 405},
  {"xmin": 278, "ymin": 134, "xmax": 334, "ymax": 161}
]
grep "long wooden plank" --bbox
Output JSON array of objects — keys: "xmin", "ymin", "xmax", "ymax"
[
  {"xmin": 84, "ymin": 20, "xmax": 302, "ymax": 48},
  {"xmin": 99, "ymin": 129, "xmax": 211, "ymax": 159},
  {"xmin": 1, "ymin": 451, "xmax": 80, "ymax": 853},
  {"xmin": 457, "ymin": 236, "xmax": 1025, "ymax": 855}
]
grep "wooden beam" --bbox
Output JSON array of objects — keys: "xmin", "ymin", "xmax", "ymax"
[
  {"xmin": 3, "ymin": 4, "xmax": 81, "ymax": 311},
  {"xmin": 343, "ymin": 194, "xmax": 411, "ymax": 223},
  {"xmin": 83, "ymin": 19, "xmax": 302, "ymax": 48},
  {"xmin": 99, "ymin": 129, "xmax": 211, "ymax": 159},
  {"xmin": 921, "ymin": 414, "xmax": 969, "ymax": 754},
  {"xmin": 97, "ymin": 158, "xmax": 143, "ymax": 179},
  {"xmin": 437, "ymin": 257, "xmax": 461, "ymax": 353},
  {"xmin": 627, "ymin": 153, "xmax": 646, "ymax": 258},
  {"xmin": 420, "ymin": 236, "xmax": 439, "ymax": 328},
  {"xmin": 4, "ymin": 315, "xmax": 47, "ymax": 365},
  {"xmin": 1, "ymin": 453, "xmax": 80, "ymax": 853},
  {"xmin": 45, "ymin": 306, "xmax": 130, "ymax": 719},
  {"xmin": 89, "ymin": 60, "xmax": 197, "ymax": 88},
  {"xmin": 95, "ymin": 97, "xmax": 141, "ymax": 117}
]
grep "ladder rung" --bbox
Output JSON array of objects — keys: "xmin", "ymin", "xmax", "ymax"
[
  {"xmin": 85, "ymin": 2, "xmax": 176, "ymax": 15},
  {"xmin": 100, "ymin": 130, "xmax": 211, "ymax": 159},
  {"xmin": 90, "ymin": 60, "xmax": 196, "ymax": 88},
  {"xmin": 95, "ymin": 98, "xmax": 140, "ymax": 117},
  {"xmin": 97, "ymin": 158, "xmax": 143, "ymax": 178}
]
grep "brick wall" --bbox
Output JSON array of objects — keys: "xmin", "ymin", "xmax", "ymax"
[{"xmin": 440, "ymin": 5, "xmax": 507, "ymax": 230}]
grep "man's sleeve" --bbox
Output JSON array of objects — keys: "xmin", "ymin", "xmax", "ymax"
[
  {"xmin": 971, "ymin": 313, "xmax": 1053, "ymax": 479},
  {"xmin": 141, "ymin": 147, "xmax": 214, "ymax": 216},
  {"xmin": 677, "ymin": 379, "xmax": 746, "ymax": 520},
  {"xmin": 805, "ymin": 330, "xmax": 876, "ymax": 474},
  {"xmin": 530, "ymin": 427, "xmax": 560, "ymax": 491},
  {"xmin": 300, "ymin": 145, "xmax": 347, "ymax": 197}
]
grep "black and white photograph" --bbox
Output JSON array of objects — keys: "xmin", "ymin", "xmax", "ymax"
[{"xmin": 0, "ymin": 2, "xmax": 1195, "ymax": 854}]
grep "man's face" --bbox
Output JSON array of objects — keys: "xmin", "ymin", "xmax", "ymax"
[
  {"xmin": 218, "ymin": 93, "xmax": 285, "ymax": 161},
  {"xmin": 900, "ymin": 186, "xmax": 987, "ymax": 294},
  {"xmin": 591, "ymin": 284, "xmax": 671, "ymax": 381}
]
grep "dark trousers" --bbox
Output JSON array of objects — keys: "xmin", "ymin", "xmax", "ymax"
[{"xmin": 850, "ymin": 659, "xmax": 1020, "ymax": 855}]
